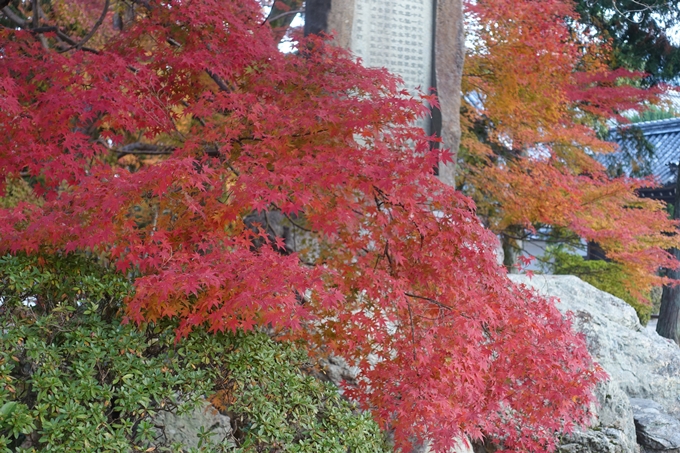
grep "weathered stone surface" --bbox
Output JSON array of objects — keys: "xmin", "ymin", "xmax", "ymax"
[
  {"xmin": 630, "ymin": 398, "xmax": 680, "ymax": 453},
  {"xmin": 153, "ymin": 399, "xmax": 233, "ymax": 450},
  {"xmin": 559, "ymin": 378, "xmax": 639, "ymax": 453},
  {"xmin": 327, "ymin": 0, "xmax": 355, "ymax": 49},
  {"xmin": 510, "ymin": 275, "xmax": 680, "ymax": 453},
  {"xmin": 510, "ymin": 275, "xmax": 680, "ymax": 418},
  {"xmin": 434, "ymin": 0, "xmax": 464, "ymax": 187}
]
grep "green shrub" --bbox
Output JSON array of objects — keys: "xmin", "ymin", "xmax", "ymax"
[
  {"xmin": 543, "ymin": 247, "xmax": 653, "ymax": 325},
  {"xmin": 213, "ymin": 332, "xmax": 390, "ymax": 453},
  {"xmin": 0, "ymin": 254, "xmax": 390, "ymax": 452}
]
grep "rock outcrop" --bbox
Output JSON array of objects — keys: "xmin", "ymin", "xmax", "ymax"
[
  {"xmin": 630, "ymin": 399, "xmax": 680, "ymax": 453},
  {"xmin": 510, "ymin": 275, "xmax": 680, "ymax": 453},
  {"xmin": 153, "ymin": 399, "xmax": 233, "ymax": 450}
]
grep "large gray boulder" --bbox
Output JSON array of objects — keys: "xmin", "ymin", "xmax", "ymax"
[
  {"xmin": 510, "ymin": 275, "xmax": 680, "ymax": 453},
  {"xmin": 630, "ymin": 399, "xmax": 680, "ymax": 453},
  {"xmin": 559, "ymin": 377, "xmax": 639, "ymax": 453},
  {"xmin": 510, "ymin": 275, "xmax": 680, "ymax": 415}
]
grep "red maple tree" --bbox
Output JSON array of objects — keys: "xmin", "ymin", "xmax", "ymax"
[{"xmin": 0, "ymin": 1, "xmax": 600, "ymax": 451}]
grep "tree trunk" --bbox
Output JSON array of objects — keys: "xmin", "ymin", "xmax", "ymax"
[
  {"xmin": 434, "ymin": 0, "xmax": 464, "ymax": 187},
  {"xmin": 657, "ymin": 252, "xmax": 680, "ymax": 343},
  {"xmin": 657, "ymin": 164, "xmax": 680, "ymax": 343},
  {"xmin": 501, "ymin": 226, "xmax": 523, "ymax": 274}
]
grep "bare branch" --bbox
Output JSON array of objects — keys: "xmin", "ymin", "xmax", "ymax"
[
  {"xmin": 2, "ymin": 6, "xmax": 27, "ymax": 27},
  {"xmin": 29, "ymin": 26, "xmax": 100, "ymax": 53},
  {"xmin": 206, "ymin": 70, "xmax": 232, "ymax": 93},
  {"xmin": 116, "ymin": 143, "xmax": 175, "ymax": 155},
  {"xmin": 406, "ymin": 302, "xmax": 417, "ymax": 361},
  {"xmin": 266, "ymin": 9, "xmax": 304, "ymax": 24},
  {"xmin": 59, "ymin": 0, "xmax": 110, "ymax": 52},
  {"xmin": 405, "ymin": 292, "xmax": 454, "ymax": 311},
  {"xmin": 31, "ymin": 0, "xmax": 38, "ymax": 28}
]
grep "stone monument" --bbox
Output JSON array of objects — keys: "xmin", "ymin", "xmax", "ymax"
[{"xmin": 307, "ymin": 0, "xmax": 464, "ymax": 187}]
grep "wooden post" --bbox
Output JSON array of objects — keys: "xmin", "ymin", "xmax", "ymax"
[{"xmin": 657, "ymin": 161, "xmax": 680, "ymax": 343}]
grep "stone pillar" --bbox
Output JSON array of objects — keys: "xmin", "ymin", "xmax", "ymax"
[
  {"xmin": 323, "ymin": 0, "xmax": 464, "ymax": 187},
  {"xmin": 434, "ymin": 0, "xmax": 464, "ymax": 187}
]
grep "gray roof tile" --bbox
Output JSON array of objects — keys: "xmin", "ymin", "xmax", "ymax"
[{"xmin": 609, "ymin": 117, "xmax": 680, "ymax": 185}]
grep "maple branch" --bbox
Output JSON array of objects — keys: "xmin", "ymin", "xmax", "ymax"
[
  {"xmin": 206, "ymin": 70, "xmax": 232, "ymax": 93},
  {"xmin": 2, "ymin": 6, "xmax": 26, "ymax": 27},
  {"xmin": 383, "ymin": 241, "xmax": 393, "ymax": 270},
  {"xmin": 265, "ymin": 9, "xmax": 304, "ymax": 24},
  {"xmin": 406, "ymin": 302, "xmax": 417, "ymax": 361},
  {"xmin": 115, "ymin": 143, "xmax": 175, "ymax": 155},
  {"xmin": 31, "ymin": 0, "xmax": 38, "ymax": 28},
  {"xmin": 29, "ymin": 26, "xmax": 100, "ymax": 53},
  {"xmin": 404, "ymin": 292, "xmax": 454, "ymax": 312},
  {"xmin": 280, "ymin": 211, "xmax": 313, "ymax": 233},
  {"xmin": 225, "ymin": 160, "xmax": 240, "ymax": 177},
  {"xmin": 59, "ymin": 0, "xmax": 110, "ymax": 52}
]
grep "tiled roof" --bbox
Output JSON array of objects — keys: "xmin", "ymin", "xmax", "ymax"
[{"xmin": 608, "ymin": 117, "xmax": 680, "ymax": 185}]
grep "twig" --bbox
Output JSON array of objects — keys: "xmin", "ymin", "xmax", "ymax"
[
  {"xmin": 274, "ymin": 210, "xmax": 313, "ymax": 232},
  {"xmin": 59, "ymin": 0, "xmax": 110, "ymax": 52},
  {"xmin": 31, "ymin": 26, "xmax": 100, "ymax": 53},
  {"xmin": 206, "ymin": 70, "xmax": 231, "ymax": 93},
  {"xmin": 225, "ymin": 160, "xmax": 240, "ymax": 177},
  {"xmin": 117, "ymin": 143, "xmax": 175, "ymax": 155},
  {"xmin": 406, "ymin": 302, "xmax": 417, "ymax": 361},
  {"xmin": 266, "ymin": 9, "xmax": 304, "ymax": 25},
  {"xmin": 405, "ymin": 292, "xmax": 453, "ymax": 311}
]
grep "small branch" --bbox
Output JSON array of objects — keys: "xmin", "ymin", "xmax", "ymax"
[
  {"xmin": 282, "ymin": 212, "xmax": 313, "ymax": 232},
  {"xmin": 2, "ymin": 7, "xmax": 27, "ymax": 27},
  {"xmin": 265, "ymin": 9, "xmax": 304, "ymax": 25},
  {"xmin": 31, "ymin": 0, "xmax": 38, "ymax": 28},
  {"xmin": 222, "ymin": 160, "xmax": 239, "ymax": 176},
  {"xmin": 405, "ymin": 292, "xmax": 453, "ymax": 311},
  {"xmin": 383, "ymin": 241, "xmax": 394, "ymax": 270},
  {"xmin": 59, "ymin": 0, "xmax": 110, "ymax": 52},
  {"xmin": 117, "ymin": 143, "xmax": 175, "ymax": 155},
  {"xmin": 406, "ymin": 302, "xmax": 417, "ymax": 361},
  {"xmin": 31, "ymin": 26, "xmax": 100, "ymax": 53},
  {"xmin": 206, "ymin": 70, "xmax": 231, "ymax": 93}
]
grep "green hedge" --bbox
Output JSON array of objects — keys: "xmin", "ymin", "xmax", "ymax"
[
  {"xmin": 544, "ymin": 247, "xmax": 653, "ymax": 325},
  {"xmin": 0, "ymin": 254, "xmax": 390, "ymax": 452}
]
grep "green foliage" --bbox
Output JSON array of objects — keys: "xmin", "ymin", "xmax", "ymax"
[
  {"xmin": 0, "ymin": 254, "xmax": 390, "ymax": 452},
  {"xmin": 0, "ymin": 306, "xmax": 216, "ymax": 452},
  {"xmin": 0, "ymin": 253, "xmax": 130, "ymax": 313},
  {"xmin": 627, "ymin": 105, "xmax": 679, "ymax": 124},
  {"xmin": 574, "ymin": 0, "xmax": 680, "ymax": 84},
  {"xmin": 217, "ymin": 333, "xmax": 390, "ymax": 453},
  {"xmin": 0, "ymin": 177, "xmax": 41, "ymax": 210},
  {"xmin": 543, "ymin": 247, "xmax": 653, "ymax": 324}
]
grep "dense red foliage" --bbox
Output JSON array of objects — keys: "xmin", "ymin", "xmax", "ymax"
[{"xmin": 0, "ymin": 1, "xmax": 600, "ymax": 451}]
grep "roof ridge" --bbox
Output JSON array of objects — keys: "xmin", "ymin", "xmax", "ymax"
[
  {"xmin": 623, "ymin": 117, "xmax": 680, "ymax": 127},
  {"xmin": 610, "ymin": 117, "xmax": 680, "ymax": 135}
]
